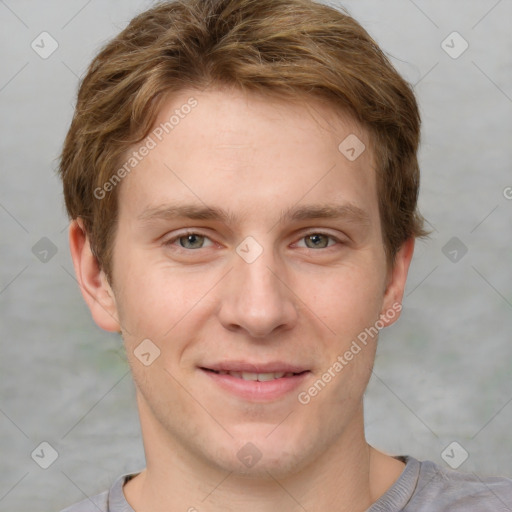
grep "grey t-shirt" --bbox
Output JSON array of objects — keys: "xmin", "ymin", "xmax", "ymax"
[{"xmin": 60, "ymin": 456, "xmax": 512, "ymax": 511}]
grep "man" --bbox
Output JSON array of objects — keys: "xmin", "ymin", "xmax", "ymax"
[{"xmin": 59, "ymin": 0, "xmax": 512, "ymax": 510}]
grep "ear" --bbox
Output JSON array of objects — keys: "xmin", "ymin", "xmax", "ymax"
[
  {"xmin": 379, "ymin": 237, "xmax": 415, "ymax": 327},
  {"xmin": 68, "ymin": 218, "xmax": 121, "ymax": 332}
]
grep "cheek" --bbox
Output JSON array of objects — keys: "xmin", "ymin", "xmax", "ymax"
[
  {"xmin": 113, "ymin": 253, "xmax": 219, "ymax": 342},
  {"xmin": 304, "ymin": 262, "xmax": 385, "ymax": 336},
  {"xmin": 303, "ymin": 268, "xmax": 382, "ymax": 406}
]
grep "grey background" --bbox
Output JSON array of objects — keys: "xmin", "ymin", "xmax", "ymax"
[{"xmin": 0, "ymin": 0, "xmax": 511, "ymax": 510}]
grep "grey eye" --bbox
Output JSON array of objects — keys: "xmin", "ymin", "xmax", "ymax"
[
  {"xmin": 178, "ymin": 234, "xmax": 206, "ymax": 249},
  {"xmin": 304, "ymin": 234, "xmax": 331, "ymax": 249}
]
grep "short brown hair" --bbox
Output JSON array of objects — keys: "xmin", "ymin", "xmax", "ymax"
[{"xmin": 59, "ymin": 0, "xmax": 429, "ymax": 279}]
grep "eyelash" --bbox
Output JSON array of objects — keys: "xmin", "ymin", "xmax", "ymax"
[{"xmin": 163, "ymin": 230, "xmax": 344, "ymax": 251}]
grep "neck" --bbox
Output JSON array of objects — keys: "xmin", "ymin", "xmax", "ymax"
[{"xmin": 124, "ymin": 399, "xmax": 404, "ymax": 512}]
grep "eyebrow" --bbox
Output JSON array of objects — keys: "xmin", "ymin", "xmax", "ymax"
[{"xmin": 137, "ymin": 202, "xmax": 371, "ymax": 227}]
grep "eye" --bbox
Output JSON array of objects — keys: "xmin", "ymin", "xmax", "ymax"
[
  {"xmin": 164, "ymin": 232, "xmax": 214, "ymax": 250},
  {"xmin": 296, "ymin": 233, "xmax": 339, "ymax": 249},
  {"xmin": 163, "ymin": 231, "xmax": 342, "ymax": 251}
]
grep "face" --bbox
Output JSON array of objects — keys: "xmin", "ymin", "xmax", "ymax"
[{"xmin": 79, "ymin": 87, "xmax": 412, "ymax": 478}]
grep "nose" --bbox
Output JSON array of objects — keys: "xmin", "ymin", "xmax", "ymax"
[{"xmin": 217, "ymin": 245, "xmax": 299, "ymax": 338}]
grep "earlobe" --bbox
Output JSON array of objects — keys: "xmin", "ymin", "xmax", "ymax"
[
  {"xmin": 380, "ymin": 237, "xmax": 415, "ymax": 328},
  {"xmin": 68, "ymin": 218, "xmax": 121, "ymax": 332}
]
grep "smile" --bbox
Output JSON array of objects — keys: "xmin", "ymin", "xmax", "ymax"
[
  {"xmin": 206, "ymin": 369, "xmax": 302, "ymax": 381},
  {"xmin": 200, "ymin": 367, "xmax": 310, "ymax": 401}
]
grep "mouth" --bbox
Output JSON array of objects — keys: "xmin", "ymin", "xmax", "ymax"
[
  {"xmin": 201, "ymin": 368, "xmax": 308, "ymax": 381},
  {"xmin": 199, "ymin": 364, "xmax": 311, "ymax": 401}
]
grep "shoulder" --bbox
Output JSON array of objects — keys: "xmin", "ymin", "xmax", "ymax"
[
  {"xmin": 408, "ymin": 457, "xmax": 512, "ymax": 511},
  {"xmin": 58, "ymin": 490, "xmax": 108, "ymax": 512},
  {"xmin": 58, "ymin": 471, "xmax": 138, "ymax": 512}
]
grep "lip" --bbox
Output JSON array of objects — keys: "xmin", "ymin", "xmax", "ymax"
[
  {"xmin": 201, "ymin": 361, "xmax": 309, "ymax": 374},
  {"xmin": 200, "ymin": 366, "xmax": 310, "ymax": 402}
]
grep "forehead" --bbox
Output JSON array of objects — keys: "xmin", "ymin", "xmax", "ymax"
[{"xmin": 117, "ymin": 87, "xmax": 379, "ymax": 225}]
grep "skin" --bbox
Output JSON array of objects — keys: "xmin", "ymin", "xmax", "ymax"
[{"xmin": 70, "ymin": 86, "xmax": 415, "ymax": 512}]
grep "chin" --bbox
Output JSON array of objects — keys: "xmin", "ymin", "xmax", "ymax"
[{"xmin": 207, "ymin": 423, "xmax": 315, "ymax": 479}]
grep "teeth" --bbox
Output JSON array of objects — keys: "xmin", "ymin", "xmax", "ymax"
[
  {"xmin": 255, "ymin": 372, "xmax": 280, "ymax": 381},
  {"xmin": 222, "ymin": 371, "xmax": 290, "ymax": 381}
]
